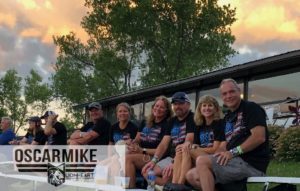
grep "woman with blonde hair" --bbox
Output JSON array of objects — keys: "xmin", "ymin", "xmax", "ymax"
[
  {"xmin": 125, "ymin": 95, "xmax": 173, "ymax": 188},
  {"xmin": 172, "ymin": 95, "xmax": 225, "ymax": 184}
]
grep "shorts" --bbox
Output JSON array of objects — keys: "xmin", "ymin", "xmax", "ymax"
[
  {"xmin": 210, "ymin": 155, "xmax": 265, "ymax": 184},
  {"xmin": 156, "ymin": 157, "xmax": 173, "ymax": 170}
]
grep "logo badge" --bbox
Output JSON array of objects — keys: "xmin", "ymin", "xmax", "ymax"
[{"xmin": 48, "ymin": 163, "xmax": 65, "ymax": 187}]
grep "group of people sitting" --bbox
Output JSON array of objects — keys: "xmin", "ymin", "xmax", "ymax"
[
  {"xmin": 0, "ymin": 78, "xmax": 270, "ymax": 191},
  {"xmin": 0, "ymin": 110, "xmax": 67, "ymax": 145}
]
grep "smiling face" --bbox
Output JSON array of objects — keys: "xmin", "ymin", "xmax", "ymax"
[
  {"xmin": 117, "ymin": 105, "xmax": 130, "ymax": 122},
  {"xmin": 172, "ymin": 101, "xmax": 190, "ymax": 119},
  {"xmin": 152, "ymin": 99, "xmax": 167, "ymax": 120},
  {"xmin": 89, "ymin": 108, "xmax": 102, "ymax": 122},
  {"xmin": 200, "ymin": 102, "xmax": 217, "ymax": 120},
  {"xmin": 220, "ymin": 80, "xmax": 241, "ymax": 111}
]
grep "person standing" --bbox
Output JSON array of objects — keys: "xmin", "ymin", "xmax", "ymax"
[{"xmin": 186, "ymin": 78, "xmax": 270, "ymax": 191}]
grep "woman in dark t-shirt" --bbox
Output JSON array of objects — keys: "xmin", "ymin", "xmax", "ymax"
[
  {"xmin": 125, "ymin": 96, "xmax": 173, "ymax": 188},
  {"xmin": 109, "ymin": 102, "xmax": 138, "ymax": 144},
  {"xmin": 172, "ymin": 95, "xmax": 225, "ymax": 184},
  {"xmin": 9, "ymin": 116, "xmax": 47, "ymax": 145}
]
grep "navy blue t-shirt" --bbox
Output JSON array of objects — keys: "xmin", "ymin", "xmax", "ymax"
[
  {"xmin": 110, "ymin": 121, "xmax": 137, "ymax": 143},
  {"xmin": 194, "ymin": 119, "xmax": 225, "ymax": 148},
  {"xmin": 165, "ymin": 111, "xmax": 195, "ymax": 157},
  {"xmin": 139, "ymin": 119, "xmax": 168, "ymax": 149}
]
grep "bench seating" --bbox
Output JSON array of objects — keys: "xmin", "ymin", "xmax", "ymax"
[{"xmin": 247, "ymin": 176, "xmax": 300, "ymax": 191}]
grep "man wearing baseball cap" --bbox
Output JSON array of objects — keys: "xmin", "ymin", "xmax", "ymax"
[
  {"xmin": 42, "ymin": 110, "xmax": 67, "ymax": 145},
  {"xmin": 69, "ymin": 102, "xmax": 111, "ymax": 145},
  {"xmin": 142, "ymin": 92, "xmax": 195, "ymax": 185}
]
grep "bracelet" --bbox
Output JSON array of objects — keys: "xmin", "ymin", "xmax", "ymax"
[
  {"xmin": 236, "ymin": 146, "xmax": 243, "ymax": 155},
  {"xmin": 142, "ymin": 148, "xmax": 147, "ymax": 155},
  {"xmin": 151, "ymin": 155, "xmax": 159, "ymax": 164}
]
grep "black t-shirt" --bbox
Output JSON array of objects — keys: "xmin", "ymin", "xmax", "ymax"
[
  {"xmin": 224, "ymin": 100, "xmax": 270, "ymax": 172},
  {"xmin": 81, "ymin": 118, "xmax": 111, "ymax": 145},
  {"xmin": 25, "ymin": 132, "xmax": 34, "ymax": 144},
  {"xmin": 47, "ymin": 122, "xmax": 67, "ymax": 145},
  {"xmin": 34, "ymin": 131, "xmax": 47, "ymax": 145},
  {"xmin": 165, "ymin": 111, "xmax": 195, "ymax": 158},
  {"xmin": 110, "ymin": 121, "xmax": 137, "ymax": 143},
  {"xmin": 139, "ymin": 119, "xmax": 168, "ymax": 149},
  {"xmin": 194, "ymin": 119, "xmax": 225, "ymax": 147}
]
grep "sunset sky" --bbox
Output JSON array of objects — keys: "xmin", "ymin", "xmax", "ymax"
[{"xmin": 0, "ymin": 0, "xmax": 300, "ymax": 83}]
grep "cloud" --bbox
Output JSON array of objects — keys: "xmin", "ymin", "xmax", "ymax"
[{"xmin": 0, "ymin": 0, "xmax": 88, "ymax": 82}]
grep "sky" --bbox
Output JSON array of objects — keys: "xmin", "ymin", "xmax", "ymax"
[{"xmin": 0, "ymin": 0, "xmax": 300, "ymax": 83}]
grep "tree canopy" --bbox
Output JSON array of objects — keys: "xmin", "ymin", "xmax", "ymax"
[{"xmin": 52, "ymin": 0, "xmax": 236, "ymax": 105}]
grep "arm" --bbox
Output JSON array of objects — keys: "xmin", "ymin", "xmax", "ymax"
[
  {"xmin": 194, "ymin": 140, "xmax": 222, "ymax": 154},
  {"xmin": 239, "ymin": 125, "xmax": 266, "ymax": 152},
  {"xmin": 216, "ymin": 125, "xmax": 266, "ymax": 165},
  {"xmin": 44, "ymin": 115, "xmax": 58, "ymax": 136},
  {"xmin": 69, "ymin": 130, "xmax": 99, "ymax": 145},
  {"xmin": 69, "ymin": 130, "xmax": 82, "ymax": 140},
  {"xmin": 142, "ymin": 135, "xmax": 171, "ymax": 174}
]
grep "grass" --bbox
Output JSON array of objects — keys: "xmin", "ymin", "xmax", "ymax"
[{"xmin": 247, "ymin": 160, "xmax": 300, "ymax": 191}]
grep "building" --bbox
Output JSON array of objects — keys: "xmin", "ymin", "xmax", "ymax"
[{"xmin": 75, "ymin": 50, "xmax": 300, "ymax": 127}]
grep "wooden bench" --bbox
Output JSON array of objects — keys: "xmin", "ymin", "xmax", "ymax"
[{"xmin": 247, "ymin": 176, "xmax": 300, "ymax": 191}]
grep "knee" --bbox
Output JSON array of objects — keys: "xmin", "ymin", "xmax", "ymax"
[
  {"xmin": 196, "ymin": 155, "xmax": 211, "ymax": 167},
  {"xmin": 185, "ymin": 169, "xmax": 193, "ymax": 181}
]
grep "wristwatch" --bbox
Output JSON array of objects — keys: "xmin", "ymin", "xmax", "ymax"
[
  {"xmin": 142, "ymin": 148, "xmax": 147, "ymax": 155},
  {"xmin": 229, "ymin": 147, "xmax": 239, "ymax": 157}
]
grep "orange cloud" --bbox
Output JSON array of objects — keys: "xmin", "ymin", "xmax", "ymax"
[{"xmin": 220, "ymin": 1, "xmax": 300, "ymax": 45}]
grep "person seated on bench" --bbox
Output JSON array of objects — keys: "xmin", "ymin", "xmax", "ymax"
[
  {"xmin": 125, "ymin": 96, "xmax": 173, "ymax": 188},
  {"xmin": 142, "ymin": 92, "xmax": 195, "ymax": 186},
  {"xmin": 172, "ymin": 95, "xmax": 225, "ymax": 185},
  {"xmin": 186, "ymin": 78, "xmax": 270, "ymax": 191}
]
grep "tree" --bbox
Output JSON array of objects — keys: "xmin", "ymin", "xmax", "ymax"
[
  {"xmin": 0, "ymin": 69, "xmax": 26, "ymax": 132},
  {"xmin": 24, "ymin": 70, "xmax": 52, "ymax": 114},
  {"xmin": 82, "ymin": 0, "xmax": 236, "ymax": 86},
  {"xmin": 52, "ymin": 0, "xmax": 236, "ymax": 105}
]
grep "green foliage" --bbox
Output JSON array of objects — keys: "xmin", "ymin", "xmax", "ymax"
[
  {"xmin": 267, "ymin": 125, "xmax": 284, "ymax": 158},
  {"xmin": 275, "ymin": 126, "xmax": 300, "ymax": 161},
  {"xmin": 0, "ymin": 69, "xmax": 27, "ymax": 132},
  {"xmin": 52, "ymin": 0, "xmax": 236, "ymax": 107},
  {"xmin": 24, "ymin": 70, "xmax": 52, "ymax": 114}
]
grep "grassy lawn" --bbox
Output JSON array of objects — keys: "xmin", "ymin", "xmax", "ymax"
[{"xmin": 247, "ymin": 160, "xmax": 300, "ymax": 191}]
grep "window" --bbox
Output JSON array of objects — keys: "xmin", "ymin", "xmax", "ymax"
[{"xmin": 248, "ymin": 72, "xmax": 300, "ymax": 103}]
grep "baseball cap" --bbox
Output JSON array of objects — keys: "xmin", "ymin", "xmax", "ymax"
[
  {"xmin": 88, "ymin": 102, "xmax": 102, "ymax": 110},
  {"xmin": 27, "ymin": 116, "xmax": 41, "ymax": 123},
  {"xmin": 40, "ymin": 111, "xmax": 56, "ymax": 119},
  {"xmin": 171, "ymin": 92, "xmax": 191, "ymax": 103}
]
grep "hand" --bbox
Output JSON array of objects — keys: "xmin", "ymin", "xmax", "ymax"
[
  {"xmin": 214, "ymin": 151, "xmax": 233, "ymax": 166},
  {"xmin": 175, "ymin": 144, "xmax": 183, "ymax": 153},
  {"xmin": 9, "ymin": 140, "xmax": 19, "ymax": 145},
  {"xmin": 162, "ymin": 163, "xmax": 173, "ymax": 178},
  {"xmin": 142, "ymin": 161, "xmax": 155, "ymax": 175}
]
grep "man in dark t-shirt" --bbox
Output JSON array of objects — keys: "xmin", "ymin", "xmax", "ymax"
[
  {"xmin": 42, "ymin": 111, "xmax": 67, "ymax": 145},
  {"xmin": 186, "ymin": 78, "xmax": 270, "ymax": 191},
  {"xmin": 69, "ymin": 102, "xmax": 111, "ymax": 145},
  {"xmin": 142, "ymin": 92, "xmax": 195, "ymax": 185}
]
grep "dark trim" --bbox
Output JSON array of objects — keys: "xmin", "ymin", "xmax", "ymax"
[{"xmin": 73, "ymin": 50, "xmax": 300, "ymax": 109}]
